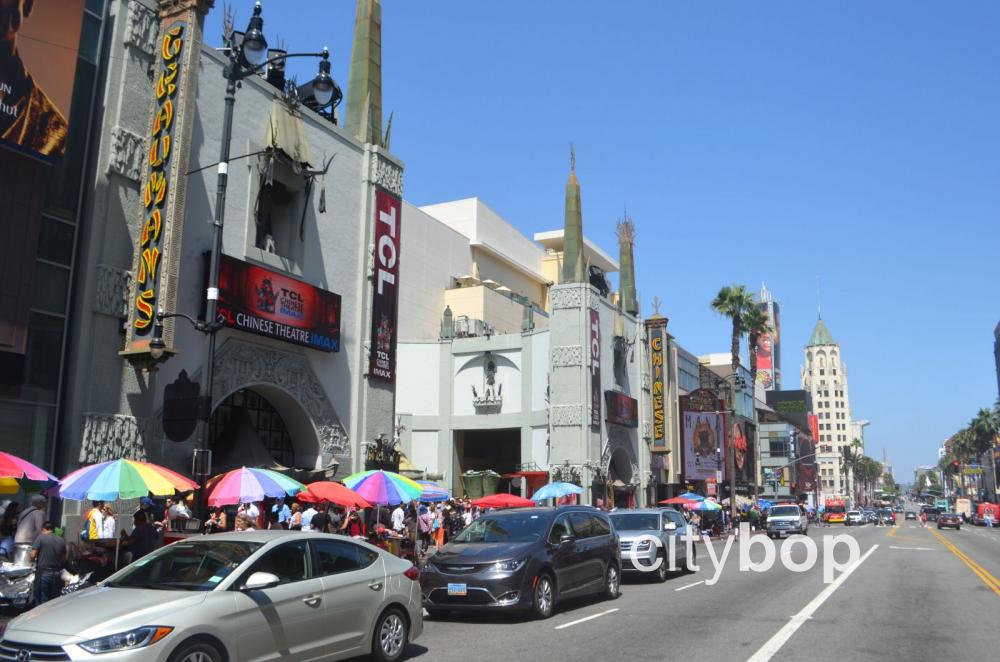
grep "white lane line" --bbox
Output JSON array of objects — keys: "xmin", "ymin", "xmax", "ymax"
[
  {"xmin": 674, "ymin": 580, "xmax": 705, "ymax": 592},
  {"xmin": 745, "ymin": 544, "xmax": 879, "ymax": 662},
  {"xmin": 889, "ymin": 545, "xmax": 936, "ymax": 551},
  {"xmin": 554, "ymin": 608, "xmax": 619, "ymax": 630}
]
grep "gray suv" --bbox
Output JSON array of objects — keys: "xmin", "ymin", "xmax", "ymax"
[
  {"xmin": 767, "ymin": 504, "xmax": 809, "ymax": 537},
  {"xmin": 420, "ymin": 506, "xmax": 620, "ymax": 619},
  {"xmin": 610, "ymin": 508, "xmax": 696, "ymax": 582}
]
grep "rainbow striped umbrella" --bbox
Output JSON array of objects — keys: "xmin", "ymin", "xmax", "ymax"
[
  {"xmin": 0, "ymin": 451, "xmax": 58, "ymax": 482},
  {"xmin": 417, "ymin": 480, "xmax": 449, "ymax": 503},
  {"xmin": 58, "ymin": 459, "xmax": 198, "ymax": 501},
  {"xmin": 206, "ymin": 467, "xmax": 305, "ymax": 507},
  {"xmin": 340, "ymin": 470, "xmax": 423, "ymax": 506}
]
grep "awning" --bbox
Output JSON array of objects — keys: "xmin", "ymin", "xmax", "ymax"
[{"xmin": 264, "ymin": 98, "xmax": 312, "ymax": 172}]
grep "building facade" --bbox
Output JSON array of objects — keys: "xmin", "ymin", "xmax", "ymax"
[{"xmin": 801, "ymin": 318, "xmax": 855, "ymax": 500}]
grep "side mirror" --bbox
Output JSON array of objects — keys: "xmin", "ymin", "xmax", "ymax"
[
  {"xmin": 243, "ymin": 571, "xmax": 280, "ymax": 591},
  {"xmin": 559, "ymin": 534, "xmax": 575, "ymax": 546},
  {"xmin": 664, "ymin": 522, "xmax": 678, "ymax": 531}
]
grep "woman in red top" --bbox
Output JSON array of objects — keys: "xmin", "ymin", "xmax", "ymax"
[{"xmin": 341, "ymin": 509, "xmax": 366, "ymax": 537}]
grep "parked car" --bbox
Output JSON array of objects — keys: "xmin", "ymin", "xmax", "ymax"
[
  {"xmin": 845, "ymin": 510, "xmax": 865, "ymax": 526},
  {"xmin": 0, "ymin": 531, "xmax": 422, "ymax": 662},
  {"xmin": 420, "ymin": 506, "xmax": 620, "ymax": 619},
  {"xmin": 766, "ymin": 504, "xmax": 809, "ymax": 538},
  {"xmin": 904, "ymin": 511, "xmax": 917, "ymax": 520},
  {"xmin": 937, "ymin": 512, "xmax": 962, "ymax": 530},
  {"xmin": 609, "ymin": 508, "xmax": 695, "ymax": 582}
]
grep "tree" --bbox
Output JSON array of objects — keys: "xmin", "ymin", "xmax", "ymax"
[
  {"xmin": 710, "ymin": 285, "xmax": 756, "ymax": 375},
  {"xmin": 741, "ymin": 305, "xmax": 771, "ymax": 389}
]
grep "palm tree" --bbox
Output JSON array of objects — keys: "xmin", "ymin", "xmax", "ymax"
[
  {"xmin": 710, "ymin": 285, "xmax": 756, "ymax": 375},
  {"xmin": 840, "ymin": 443, "xmax": 861, "ymax": 500},
  {"xmin": 741, "ymin": 305, "xmax": 772, "ymax": 388},
  {"xmin": 967, "ymin": 408, "xmax": 996, "ymax": 498}
]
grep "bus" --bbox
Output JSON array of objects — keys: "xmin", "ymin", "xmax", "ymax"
[{"xmin": 825, "ymin": 498, "xmax": 848, "ymax": 524}]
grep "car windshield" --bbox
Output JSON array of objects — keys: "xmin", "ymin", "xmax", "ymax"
[
  {"xmin": 770, "ymin": 506, "xmax": 800, "ymax": 517},
  {"xmin": 609, "ymin": 513, "xmax": 661, "ymax": 531},
  {"xmin": 942, "ymin": 512, "xmax": 958, "ymax": 517},
  {"xmin": 848, "ymin": 511, "xmax": 861, "ymax": 516},
  {"xmin": 452, "ymin": 514, "xmax": 549, "ymax": 543},
  {"xmin": 105, "ymin": 540, "xmax": 262, "ymax": 591}
]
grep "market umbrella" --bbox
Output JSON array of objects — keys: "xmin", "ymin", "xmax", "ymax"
[
  {"xmin": 0, "ymin": 451, "xmax": 59, "ymax": 493},
  {"xmin": 679, "ymin": 492, "xmax": 705, "ymax": 501},
  {"xmin": 531, "ymin": 481, "xmax": 584, "ymax": 502},
  {"xmin": 756, "ymin": 499, "xmax": 774, "ymax": 509},
  {"xmin": 659, "ymin": 496, "xmax": 698, "ymax": 506},
  {"xmin": 471, "ymin": 493, "xmax": 536, "ymax": 509},
  {"xmin": 297, "ymin": 481, "xmax": 371, "ymax": 509},
  {"xmin": 58, "ymin": 459, "xmax": 198, "ymax": 501},
  {"xmin": 416, "ymin": 480, "xmax": 449, "ymax": 503},
  {"xmin": 206, "ymin": 467, "xmax": 305, "ymax": 507},
  {"xmin": 689, "ymin": 500, "xmax": 722, "ymax": 511},
  {"xmin": 340, "ymin": 470, "xmax": 423, "ymax": 506}
]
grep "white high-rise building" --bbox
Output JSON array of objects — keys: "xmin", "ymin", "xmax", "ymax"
[{"xmin": 801, "ymin": 318, "xmax": 854, "ymax": 500}]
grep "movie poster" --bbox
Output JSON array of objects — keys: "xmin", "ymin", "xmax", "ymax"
[
  {"xmin": 0, "ymin": 0, "xmax": 85, "ymax": 161},
  {"xmin": 683, "ymin": 411, "xmax": 723, "ymax": 481}
]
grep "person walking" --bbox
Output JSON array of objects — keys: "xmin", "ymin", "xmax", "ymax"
[
  {"xmin": 30, "ymin": 521, "xmax": 66, "ymax": 606},
  {"xmin": 984, "ymin": 509, "xmax": 994, "ymax": 528},
  {"xmin": 919, "ymin": 511, "xmax": 927, "ymax": 528},
  {"xmin": 300, "ymin": 503, "xmax": 318, "ymax": 532},
  {"xmin": 391, "ymin": 503, "xmax": 405, "ymax": 534}
]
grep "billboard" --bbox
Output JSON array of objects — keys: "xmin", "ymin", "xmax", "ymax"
[
  {"xmin": 589, "ymin": 309, "xmax": 601, "ymax": 427},
  {"xmin": 0, "ymin": 0, "xmax": 85, "ymax": 161},
  {"xmin": 796, "ymin": 427, "xmax": 817, "ymax": 493},
  {"xmin": 604, "ymin": 391, "xmax": 638, "ymax": 428},
  {"xmin": 766, "ymin": 390, "xmax": 812, "ymax": 429},
  {"xmin": 647, "ymin": 320, "xmax": 667, "ymax": 450},
  {"xmin": 682, "ymin": 411, "xmax": 723, "ymax": 481},
  {"xmin": 369, "ymin": 188, "xmax": 402, "ymax": 381},
  {"xmin": 217, "ymin": 254, "xmax": 341, "ymax": 351},
  {"xmin": 731, "ymin": 421, "xmax": 756, "ymax": 485},
  {"xmin": 754, "ymin": 301, "xmax": 780, "ymax": 390}
]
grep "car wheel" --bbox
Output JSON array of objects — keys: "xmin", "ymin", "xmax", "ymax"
[
  {"xmin": 957, "ymin": 526, "xmax": 961, "ymax": 531},
  {"xmin": 603, "ymin": 563, "xmax": 620, "ymax": 600},
  {"xmin": 532, "ymin": 573, "xmax": 555, "ymax": 619},
  {"xmin": 169, "ymin": 638, "xmax": 224, "ymax": 662},
  {"xmin": 372, "ymin": 607, "xmax": 408, "ymax": 662},
  {"xmin": 654, "ymin": 554, "xmax": 669, "ymax": 583},
  {"xmin": 937, "ymin": 525, "xmax": 942, "ymax": 530}
]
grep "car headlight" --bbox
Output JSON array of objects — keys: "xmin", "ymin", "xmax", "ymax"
[
  {"xmin": 78, "ymin": 626, "xmax": 173, "ymax": 654},
  {"xmin": 635, "ymin": 540, "xmax": 652, "ymax": 551},
  {"xmin": 493, "ymin": 559, "xmax": 526, "ymax": 572}
]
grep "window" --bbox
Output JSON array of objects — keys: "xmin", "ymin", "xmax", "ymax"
[
  {"xmin": 245, "ymin": 541, "xmax": 310, "ymax": 585},
  {"xmin": 568, "ymin": 512, "xmax": 594, "ymax": 538},
  {"xmin": 252, "ymin": 158, "xmax": 309, "ymax": 266},
  {"xmin": 819, "ymin": 369, "xmax": 825, "ymax": 375},
  {"xmin": 109, "ymin": 541, "xmax": 261, "ymax": 591},
  {"xmin": 549, "ymin": 515, "xmax": 573, "ymax": 543},
  {"xmin": 314, "ymin": 539, "xmax": 377, "ymax": 575},
  {"xmin": 590, "ymin": 515, "xmax": 612, "ymax": 536}
]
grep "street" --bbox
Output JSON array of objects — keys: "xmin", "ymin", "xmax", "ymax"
[{"xmin": 396, "ymin": 524, "xmax": 1000, "ymax": 662}]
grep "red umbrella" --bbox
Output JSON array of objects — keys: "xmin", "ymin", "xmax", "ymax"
[
  {"xmin": 659, "ymin": 497, "xmax": 697, "ymax": 506},
  {"xmin": 297, "ymin": 481, "xmax": 371, "ymax": 509},
  {"xmin": 472, "ymin": 493, "xmax": 536, "ymax": 509}
]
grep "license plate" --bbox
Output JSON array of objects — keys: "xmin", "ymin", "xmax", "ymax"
[
  {"xmin": 447, "ymin": 583, "xmax": 467, "ymax": 596},
  {"xmin": 778, "ymin": 532, "xmax": 787, "ymax": 538}
]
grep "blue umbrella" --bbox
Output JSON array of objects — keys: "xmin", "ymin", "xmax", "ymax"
[
  {"xmin": 756, "ymin": 499, "xmax": 774, "ymax": 509},
  {"xmin": 679, "ymin": 492, "xmax": 706, "ymax": 501},
  {"xmin": 532, "ymin": 481, "xmax": 584, "ymax": 501},
  {"xmin": 417, "ymin": 480, "xmax": 449, "ymax": 503}
]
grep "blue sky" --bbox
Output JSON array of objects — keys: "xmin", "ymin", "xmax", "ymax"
[{"xmin": 210, "ymin": 1, "xmax": 1000, "ymax": 481}]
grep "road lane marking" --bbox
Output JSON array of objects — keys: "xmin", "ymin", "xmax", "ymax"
[
  {"xmin": 889, "ymin": 545, "xmax": 935, "ymax": 551},
  {"xmin": 674, "ymin": 580, "xmax": 705, "ymax": 592},
  {"xmin": 930, "ymin": 528, "xmax": 1000, "ymax": 598},
  {"xmin": 554, "ymin": 608, "xmax": 619, "ymax": 630},
  {"xmin": 745, "ymin": 544, "xmax": 879, "ymax": 662}
]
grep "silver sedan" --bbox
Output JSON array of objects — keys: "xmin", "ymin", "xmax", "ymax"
[{"xmin": 0, "ymin": 531, "xmax": 422, "ymax": 661}]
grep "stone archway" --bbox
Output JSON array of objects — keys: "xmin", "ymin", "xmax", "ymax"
[{"xmin": 210, "ymin": 337, "xmax": 350, "ymax": 469}]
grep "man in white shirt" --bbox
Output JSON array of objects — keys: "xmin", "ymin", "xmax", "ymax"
[
  {"xmin": 391, "ymin": 504, "xmax": 405, "ymax": 533},
  {"xmin": 300, "ymin": 504, "xmax": 318, "ymax": 532}
]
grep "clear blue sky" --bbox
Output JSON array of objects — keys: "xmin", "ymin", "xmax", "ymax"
[{"xmin": 210, "ymin": 1, "xmax": 1000, "ymax": 481}]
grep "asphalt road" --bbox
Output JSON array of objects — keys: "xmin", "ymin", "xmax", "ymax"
[{"xmin": 392, "ymin": 521, "xmax": 1000, "ymax": 662}]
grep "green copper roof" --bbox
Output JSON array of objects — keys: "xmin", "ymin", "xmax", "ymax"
[{"xmin": 807, "ymin": 318, "xmax": 836, "ymax": 346}]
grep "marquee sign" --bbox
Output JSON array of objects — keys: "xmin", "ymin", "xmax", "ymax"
[
  {"xmin": 647, "ymin": 319, "xmax": 668, "ymax": 451},
  {"xmin": 132, "ymin": 25, "xmax": 185, "ymax": 336},
  {"xmin": 369, "ymin": 188, "xmax": 402, "ymax": 382},
  {"xmin": 217, "ymin": 255, "xmax": 340, "ymax": 351}
]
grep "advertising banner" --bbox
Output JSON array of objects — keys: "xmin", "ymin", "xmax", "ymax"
[
  {"xmin": 754, "ymin": 302, "xmax": 778, "ymax": 389},
  {"xmin": 798, "ymin": 419, "xmax": 818, "ymax": 493},
  {"xmin": 217, "ymin": 255, "xmax": 341, "ymax": 351},
  {"xmin": 589, "ymin": 309, "xmax": 601, "ymax": 427},
  {"xmin": 730, "ymin": 421, "xmax": 750, "ymax": 484},
  {"xmin": 682, "ymin": 410, "xmax": 723, "ymax": 481},
  {"xmin": 647, "ymin": 321, "xmax": 668, "ymax": 450},
  {"xmin": 369, "ymin": 188, "xmax": 402, "ymax": 381},
  {"xmin": 604, "ymin": 391, "xmax": 639, "ymax": 428},
  {"xmin": 0, "ymin": 0, "xmax": 85, "ymax": 161}
]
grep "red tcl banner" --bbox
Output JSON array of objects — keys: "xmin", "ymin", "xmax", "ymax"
[
  {"xmin": 590, "ymin": 309, "xmax": 601, "ymax": 427},
  {"xmin": 217, "ymin": 255, "xmax": 341, "ymax": 351},
  {"xmin": 369, "ymin": 189, "xmax": 401, "ymax": 382}
]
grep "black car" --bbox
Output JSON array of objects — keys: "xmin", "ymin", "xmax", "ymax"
[{"xmin": 420, "ymin": 506, "xmax": 621, "ymax": 619}]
